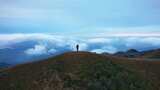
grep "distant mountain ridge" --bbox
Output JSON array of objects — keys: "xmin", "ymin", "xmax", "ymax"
[
  {"xmin": 113, "ymin": 48, "xmax": 160, "ymax": 59},
  {"xmin": 0, "ymin": 63, "xmax": 11, "ymax": 69},
  {"xmin": 114, "ymin": 49, "xmax": 141, "ymax": 58},
  {"xmin": 141, "ymin": 49, "xmax": 160, "ymax": 58}
]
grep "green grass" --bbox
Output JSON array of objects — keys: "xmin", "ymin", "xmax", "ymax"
[
  {"xmin": 0, "ymin": 52, "xmax": 154, "ymax": 90},
  {"xmin": 63, "ymin": 60, "xmax": 152, "ymax": 90}
]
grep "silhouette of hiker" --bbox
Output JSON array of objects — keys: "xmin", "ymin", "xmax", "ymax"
[{"xmin": 76, "ymin": 44, "xmax": 79, "ymax": 52}]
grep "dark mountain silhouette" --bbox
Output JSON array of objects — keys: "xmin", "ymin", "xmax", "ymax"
[
  {"xmin": 113, "ymin": 48, "xmax": 160, "ymax": 59},
  {"xmin": 113, "ymin": 49, "xmax": 141, "ymax": 58},
  {"xmin": 0, "ymin": 52, "xmax": 160, "ymax": 90},
  {"xmin": 0, "ymin": 63, "xmax": 11, "ymax": 69},
  {"xmin": 127, "ymin": 49, "xmax": 139, "ymax": 53},
  {"xmin": 140, "ymin": 49, "xmax": 160, "ymax": 59}
]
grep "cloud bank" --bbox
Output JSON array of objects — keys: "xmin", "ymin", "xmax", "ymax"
[
  {"xmin": 0, "ymin": 33, "xmax": 160, "ymax": 64},
  {"xmin": 25, "ymin": 45, "xmax": 47, "ymax": 55},
  {"xmin": 0, "ymin": 33, "xmax": 160, "ymax": 54}
]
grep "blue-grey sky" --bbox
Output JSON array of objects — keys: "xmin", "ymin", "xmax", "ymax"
[
  {"xmin": 0, "ymin": 0, "xmax": 160, "ymax": 34},
  {"xmin": 1, "ymin": 0, "xmax": 160, "ymax": 65}
]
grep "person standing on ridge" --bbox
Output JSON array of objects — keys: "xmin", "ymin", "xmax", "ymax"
[{"xmin": 76, "ymin": 44, "xmax": 79, "ymax": 52}]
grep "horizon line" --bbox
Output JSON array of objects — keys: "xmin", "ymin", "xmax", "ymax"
[{"xmin": 0, "ymin": 32, "xmax": 160, "ymax": 37}]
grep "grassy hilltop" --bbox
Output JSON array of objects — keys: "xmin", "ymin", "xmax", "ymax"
[{"xmin": 0, "ymin": 52, "xmax": 159, "ymax": 90}]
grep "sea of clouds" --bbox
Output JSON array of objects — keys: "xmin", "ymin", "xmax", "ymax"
[
  {"xmin": 0, "ymin": 33, "xmax": 160, "ymax": 64},
  {"xmin": 1, "ymin": 33, "xmax": 160, "ymax": 54}
]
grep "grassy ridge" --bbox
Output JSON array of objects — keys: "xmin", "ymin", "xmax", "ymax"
[{"xmin": 0, "ymin": 52, "xmax": 154, "ymax": 90}]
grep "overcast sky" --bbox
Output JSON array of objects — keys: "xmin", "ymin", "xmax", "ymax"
[{"xmin": 0, "ymin": 0, "xmax": 160, "ymax": 35}]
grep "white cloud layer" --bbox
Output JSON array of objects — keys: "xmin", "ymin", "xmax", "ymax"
[
  {"xmin": 0, "ymin": 33, "xmax": 160, "ymax": 55},
  {"xmin": 25, "ymin": 45, "xmax": 47, "ymax": 55}
]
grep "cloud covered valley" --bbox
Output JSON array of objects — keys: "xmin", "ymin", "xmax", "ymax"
[{"xmin": 0, "ymin": 33, "xmax": 160, "ymax": 65}]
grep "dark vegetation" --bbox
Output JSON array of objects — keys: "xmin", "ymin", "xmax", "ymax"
[{"xmin": 0, "ymin": 52, "xmax": 159, "ymax": 90}]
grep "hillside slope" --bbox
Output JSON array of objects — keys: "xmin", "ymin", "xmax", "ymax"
[
  {"xmin": 141, "ymin": 49, "xmax": 160, "ymax": 59},
  {"xmin": 0, "ymin": 52, "xmax": 158, "ymax": 90}
]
